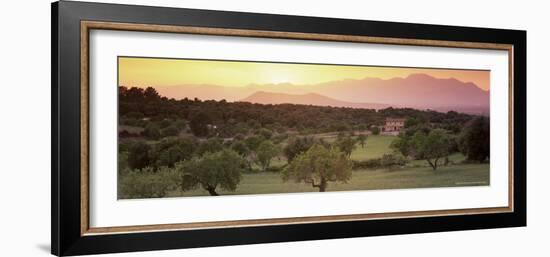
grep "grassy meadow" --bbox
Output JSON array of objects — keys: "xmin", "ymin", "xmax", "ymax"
[{"xmin": 162, "ymin": 134, "xmax": 489, "ymax": 197}]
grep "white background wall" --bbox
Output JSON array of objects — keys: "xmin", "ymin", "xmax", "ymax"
[{"xmin": 0, "ymin": 0, "xmax": 547, "ymax": 256}]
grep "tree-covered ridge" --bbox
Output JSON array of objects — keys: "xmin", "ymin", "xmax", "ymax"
[{"xmin": 119, "ymin": 86, "xmax": 477, "ymax": 136}]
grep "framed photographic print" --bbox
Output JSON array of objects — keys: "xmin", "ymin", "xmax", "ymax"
[{"xmin": 51, "ymin": 1, "xmax": 526, "ymax": 256}]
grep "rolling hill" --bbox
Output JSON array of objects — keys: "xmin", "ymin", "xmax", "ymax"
[{"xmin": 240, "ymin": 91, "xmax": 390, "ymax": 109}]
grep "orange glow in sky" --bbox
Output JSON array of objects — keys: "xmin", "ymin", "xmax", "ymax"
[{"xmin": 118, "ymin": 57, "xmax": 490, "ymax": 91}]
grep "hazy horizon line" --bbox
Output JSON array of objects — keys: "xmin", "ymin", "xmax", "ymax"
[{"xmin": 121, "ymin": 72, "xmax": 489, "ymax": 92}]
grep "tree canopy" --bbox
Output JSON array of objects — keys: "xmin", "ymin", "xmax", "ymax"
[
  {"xmin": 152, "ymin": 138, "xmax": 197, "ymax": 168},
  {"xmin": 283, "ymin": 136, "xmax": 316, "ymax": 162},
  {"xmin": 189, "ymin": 112, "xmax": 211, "ymax": 137},
  {"xmin": 411, "ymin": 129, "xmax": 453, "ymax": 170},
  {"xmin": 119, "ymin": 167, "xmax": 178, "ymax": 199},
  {"xmin": 282, "ymin": 144, "xmax": 352, "ymax": 192},
  {"xmin": 337, "ymin": 136, "xmax": 357, "ymax": 157},
  {"xmin": 459, "ymin": 116, "xmax": 490, "ymax": 162},
  {"xmin": 255, "ymin": 140, "xmax": 279, "ymax": 171},
  {"xmin": 119, "ymin": 86, "xmax": 476, "ymax": 137},
  {"xmin": 127, "ymin": 141, "xmax": 151, "ymax": 170},
  {"xmin": 176, "ymin": 149, "xmax": 246, "ymax": 196},
  {"xmin": 357, "ymin": 134, "xmax": 368, "ymax": 148}
]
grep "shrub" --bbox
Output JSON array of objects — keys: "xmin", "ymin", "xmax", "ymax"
[
  {"xmin": 142, "ymin": 123, "xmax": 161, "ymax": 140},
  {"xmin": 127, "ymin": 140, "xmax": 151, "ymax": 170},
  {"xmin": 159, "ymin": 119, "xmax": 172, "ymax": 129},
  {"xmin": 125, "ymin": 111, "xmax": 144, "ymax": 119},
  {"xmin": 161, "ymin": 125, "xmax": 180, "ymax": 137},
  {"xmin": 257, "ymin": 128, "xmax": 273, "ymax": 140},
  {"xmin": 196, "ymin": 137, "xmax": 224, "ymax": 156},
  {"xmin": 265, "ymin": 165, "xmax": 284, "ymax": 173},
  {"xmin": 120, "ymin": 117, "xmax": 147, "ymax": 127},
  {"xmin": 272, "ymin": 133, "xmax": 288, "ymax": 144},
  {"xmin": 119, "ymin": 167, "xmax": 178, "ymax": 199},
  {"xmin": 380, "ymin": 153, "xmax": 408, "ymax": 171},
  {"xmin": 173, "ymin": 119, "xmax": 188, "ymax": 130},
  {"xmin": 230, "ymin": 140, "xmax": 250, "ymax": 157},
  {"xmin": 352, "ymin": 158, "xmax": 382, "ymax": 170}
]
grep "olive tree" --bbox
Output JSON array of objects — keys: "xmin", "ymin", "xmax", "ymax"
[
  {"xmin": 357, "ymin": 134, "xmax": 368, "ymax": 148},
  {"xmin": 255, "ymin": 140, "xmax": 279, "ymax": 171},
  {"xmin": 152, "ymin": 138, "xmax": 197, "ymax": 168},
  {"xmin": 283, "ymin": 136, "xmax": 315, "ymax": 163},
  {"xmin": 231, "ymin": 140, "xmax": 250, "ymax": 157},
  {"xmin": 244, "ymin": 135, "xmax": 264, "ymax": 152},
  {"xmin": 176, "ymin": 149, "xmax": 246, "ymax": 196},
  {"xmin": 337, "ymin": 136, "xmax": 357, "ymax": 158},
  {"xmin": 282, "ymin": 144, "xmax": 352, "ymax": 192},
  {"xmin": 231, "ymin": 140, "xmax": 252, "ymax": 170},
  {"xmin": 196, "ymin": 137, "xmax": 224, "ymax": 156},
  {"xmin": 411, "ymin": 129, "xmax": 452, "ymax": 170}
]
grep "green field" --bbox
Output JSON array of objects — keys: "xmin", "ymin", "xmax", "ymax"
[
  {"xmin": 119, "ymin": 133, "xmax": 490, "ymax": 199},
  {"xmin": 166, "ymin": 163, "xmax": 489, "ymax": 197},
  {"xmin": 350, "ymin": 135, "xmax": 394, "ymax": 161},
  {"xmin": 162, "ymin": 135, "xmax": 489, "ymax": 198},
  {"xmin": 249, "ymin": 134, "xmax": 393, "ymax": 171}
]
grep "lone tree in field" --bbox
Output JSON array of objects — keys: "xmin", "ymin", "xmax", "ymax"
[
  {"xmin": 411, "ymin": 129, "xmax": 452, "ymax": 170},
  {"xmin": 337, "ymin": 136, "xmax": 357, "ymax": 158},
  {"xmin": 282, "ymin": 144, "xmax": 352, "ymax": 192},
  {"xmin": 255, "ymin": 140, "xmax": 279, "ymax": 171},
  {"xmin": 230, "ymin": 140, "xmax": 252, "ymax": 170},
  {"xmin": 176, "ymin": 149, "xmax": 246, "ymax": 196},
  {"xmin": 459, "ymin": 116, "xmax": 490, "ymax": 162},
  {"xmin": 390, "ymin": 124, "xmax": 433, "ymax": 157},
  {"xmin": 357, "ymin": 134, "xmax": 368, "ymax": 148}
]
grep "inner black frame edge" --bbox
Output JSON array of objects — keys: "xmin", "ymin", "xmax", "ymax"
[{"xmin": 52, "ymin": 1, "xmax": 527, "ymax": 256}]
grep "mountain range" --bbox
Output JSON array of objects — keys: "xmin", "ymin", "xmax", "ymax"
[{"xmin": 153, "ymin": 73, "xmax": 490, "ymax": 114}]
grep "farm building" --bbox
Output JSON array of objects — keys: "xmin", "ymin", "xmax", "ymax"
[{"xmin": 382, "ymin": 118, "xmax": 406, "ymax": 136}]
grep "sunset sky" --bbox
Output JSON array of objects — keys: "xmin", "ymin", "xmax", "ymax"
[{"xmin": 118, "ymin": 57, "xmax": 490, "ymax": 91}]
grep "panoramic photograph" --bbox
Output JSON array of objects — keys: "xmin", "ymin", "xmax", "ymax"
[{"xmin": 117, "ymin": 57, "xmax": 490, "ymax": 199}]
